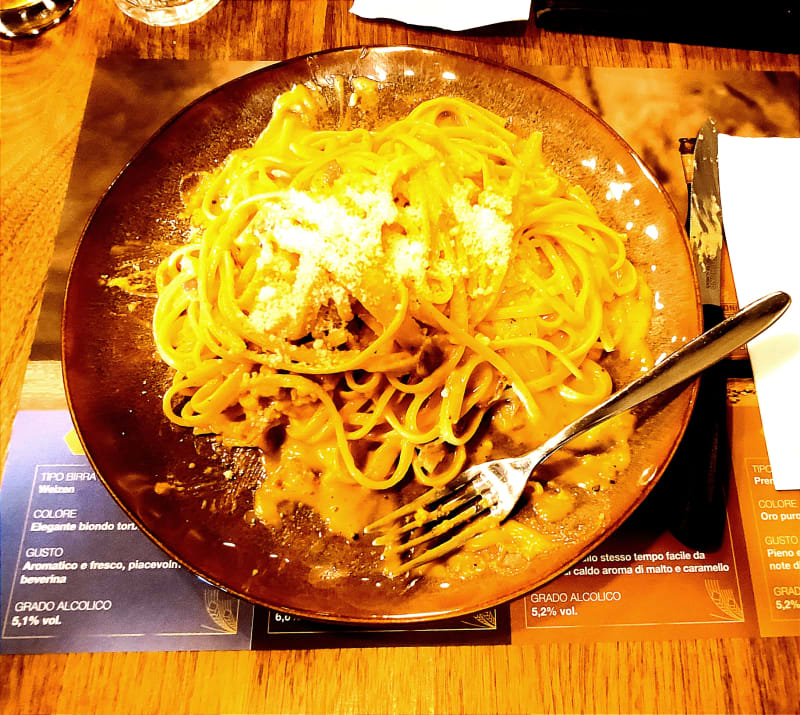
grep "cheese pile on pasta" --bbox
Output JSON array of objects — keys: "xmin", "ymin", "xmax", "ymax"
[{"xmin": 153, "ymin": 83, "xmax": 652, "ymax": 536}]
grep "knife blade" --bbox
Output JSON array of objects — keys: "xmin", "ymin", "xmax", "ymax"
[
  {"xmin": 690, "ymin": 119, "xmax": 724, "ymax": 307},
  {"xmin": 666, "ymin": 118, "xmax": 729, "ymax": 552}
]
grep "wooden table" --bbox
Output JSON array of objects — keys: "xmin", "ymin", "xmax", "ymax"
[{"xmin": 1, "ymin": 2, "xmax": 798, "ymax": 712}]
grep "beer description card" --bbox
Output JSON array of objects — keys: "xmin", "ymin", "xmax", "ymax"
[
  {"xmin": 509, "ymin": 380, "xmax": 799, "ymax": 643},
  {"xmin": 0, "ymin": 411, "xmax": 253, "ymax": 654},
  {"xmin": 509, "ymin": 490, "xmax": 757, "ymax": 643},
  {"xmin": 728, "ymin": 381, "xmax": 800, "ymax": 638},
  {"xmin": 0, "ymin": 406, "xmax": 508, "ymax": 653}
]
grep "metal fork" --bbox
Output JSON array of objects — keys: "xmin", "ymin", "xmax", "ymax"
[{"xmin": 365, "ymin": 291, "xmax": 791, "ymax": 577}]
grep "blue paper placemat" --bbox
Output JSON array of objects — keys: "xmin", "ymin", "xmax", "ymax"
[
  {"xmin": 0, "ymin": 408, "xmax": 508, "ymax": 653},
  {"xmin": 0, "ymin": 411, "xmax": 254, "ymax": 654}
]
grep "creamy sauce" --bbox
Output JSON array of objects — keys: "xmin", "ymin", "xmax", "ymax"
[
  {"xmin": 252, "ymin": 401, "xmax": 637, "ymax": 581},
  {"xmin": 254, "ymin": 437, "xmax": 398, "ymax": 538}
]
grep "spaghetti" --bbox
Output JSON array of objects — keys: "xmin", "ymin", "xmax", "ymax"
[{"xmin": 153, "ymin": 82, "xmax": 653, "ymax": 544}]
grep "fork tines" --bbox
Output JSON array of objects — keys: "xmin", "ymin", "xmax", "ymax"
[{"xmin": 363, "ymin": 473, "xmax": 500, "ymax": 577}]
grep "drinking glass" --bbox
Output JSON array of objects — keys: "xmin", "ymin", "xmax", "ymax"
[
  {"xmin": 0, "ymin": 0, "xmax": 76, "ymax": 39},
  {"xmin": 113, "ymin": 0, "xmax": 221, "ymax": 26}
]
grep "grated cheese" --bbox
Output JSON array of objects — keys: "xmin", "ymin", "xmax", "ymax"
[{"xmin": 246, "ymin": 176, "xmax": 515, "ymax": 341}]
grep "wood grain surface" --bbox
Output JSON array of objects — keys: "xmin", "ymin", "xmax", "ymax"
[{"xmin": 1, "ymin": 2, "xmax": 798, "ymax": 713}]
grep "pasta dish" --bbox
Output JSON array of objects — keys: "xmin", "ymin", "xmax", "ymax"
[{"xmin": 152, "ymin": 81, "xmax": 653, "ymax": 577}]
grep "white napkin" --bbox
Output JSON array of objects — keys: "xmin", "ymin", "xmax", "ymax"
[
  {"xmin": 350, "ymin": 0, "xmax": 531, "ymax": 31},
  {"xmin": 718, "ymin": 135, "xmax": 800, "ymax": 491}
]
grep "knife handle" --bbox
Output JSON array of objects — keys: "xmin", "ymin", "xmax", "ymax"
[{"xmin": 666, "ymin": 303, "xmax": 729, "ymax": 552}]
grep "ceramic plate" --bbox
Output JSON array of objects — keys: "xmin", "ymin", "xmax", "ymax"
[{"xmin": 63, "ymin": 46, "xmax": 701, "ymax": 623}]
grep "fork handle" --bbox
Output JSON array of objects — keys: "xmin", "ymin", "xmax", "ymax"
[{"xmin": 525, "ymin": 291, "xmax": 791, "ymax": 467}]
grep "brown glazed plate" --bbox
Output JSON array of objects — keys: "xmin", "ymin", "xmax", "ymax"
[{"xmin": 62, "ymin": 46, "xmax": 701, "ymax": 623}]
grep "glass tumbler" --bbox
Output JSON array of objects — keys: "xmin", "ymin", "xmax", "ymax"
[
  {"xmin": 0, "ymin": 0, "xmax": 76, "ymax": 39},
  {"xmin": 113, "ymin": 0, "xmax": 221, "ymax": 26}
]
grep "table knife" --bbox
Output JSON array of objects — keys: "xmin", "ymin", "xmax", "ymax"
[{"xmin": 667, "ymin": 118, "xmax": 729, "ymax": 551}]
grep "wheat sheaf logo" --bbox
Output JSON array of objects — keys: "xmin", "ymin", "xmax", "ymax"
[
  {"xmin": 705, "ymin": 579, "xmax": 744, "ymax": 621},
  {"xmin": 461, "ymin": 610, "xmax": 497, "ymax": 629},
  {"xmin": 203, "ymin": 588, "xmax": 239, "ymax": 633}
]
